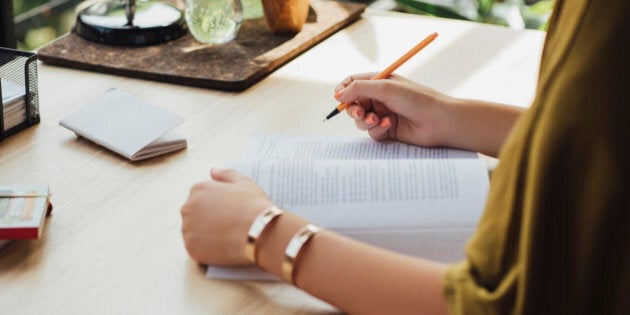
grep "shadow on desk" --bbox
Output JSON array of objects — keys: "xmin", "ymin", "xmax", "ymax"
[
  {"xmin": 60, "ymin": 135, "xmax": 188, "ymax": 167},
  {"xmin": 184, "ymin": 260, "xmax": 339, "ymax": 314},
  {"xmin": 0, "ymin": 219, "xmax": 52, "ymax": 273}
]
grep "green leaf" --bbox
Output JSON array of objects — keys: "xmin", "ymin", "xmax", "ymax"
[
  {"xmin": 394, "ymin": 0, "xmax": 473, "ymax": 21},
  {"xmin": 528, "ymin": 0, "xmax": 555, "ymax": 14},
  {"xmin": 520, "ymin": 0, "xmax": 554, "ymax": 30},
  {"xmin": 477, "ymin": 0, "xmax": 494, "ymax": 17},
  {"xmin": 490, "ymin": 2, "xmax": 525, "ymax": 29}
]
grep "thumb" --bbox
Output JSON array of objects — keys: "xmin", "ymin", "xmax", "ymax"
[{"xmin": 210, "ymin": 168, "xmax": 246, "ymax": 183}]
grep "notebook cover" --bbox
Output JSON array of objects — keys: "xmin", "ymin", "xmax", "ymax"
[{"xmin": 59, "ymin": 89, "xmax": 184, "ymax": 160}]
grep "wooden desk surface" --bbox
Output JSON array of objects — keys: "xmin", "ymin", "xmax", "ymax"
[{"xmin": 0, "ymin": 10, "xmax": 544, "ymax": 314}]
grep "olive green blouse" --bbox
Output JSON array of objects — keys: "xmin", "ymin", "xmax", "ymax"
[{"xmin": 444, "ymin": 0, "xmax": 629, "ymax": 313}]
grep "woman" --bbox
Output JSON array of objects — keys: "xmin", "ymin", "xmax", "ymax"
[{"xmin": 181, "ymin": 0, "xmax": 628, "ymax": 313}]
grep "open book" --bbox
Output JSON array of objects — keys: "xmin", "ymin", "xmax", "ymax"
[{"xmin": 206, "ymin": 134, "xmax": 489, "ymax": 280}]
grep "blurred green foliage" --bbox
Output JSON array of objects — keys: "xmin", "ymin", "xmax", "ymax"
[
  {"xmin": 11, "ymin": 0, "xmax": 552, "ymax": 51},
  {"xmin": 13, "ymin": 0, "xmax": 79, "ymax": 50},
  {"xmin": 394, "ymin": 0, "xmax": 555, "ymax": 30},
  {"xmin": 13, "ymin": 0, "xmax": 51, "ymax": 15}
]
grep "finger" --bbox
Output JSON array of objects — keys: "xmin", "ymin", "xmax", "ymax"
[
  {"xmin": 346, "ymin": 104, "xmax": 365, "ymax": 120},
  {"xmin": 367, "ymin": 116, "xmax": 393, "ymax": 141},
  {"xmin": 355, "ymin": 112, "xmax": 380, "ymax": 130},
  {"xmin": 334, "ymin": 72, "xmax": 379, "ymax": 93},
  {"xmin": 210, "ymin": 168, "xmax": 246, "ymax": 183},
  {"xmin": 189, "ymin": 180, "xmax": 212, "ymax": 198},
  {"xmin": 335, "ymin": 79, "xmax": 391, "ymax": 109}
]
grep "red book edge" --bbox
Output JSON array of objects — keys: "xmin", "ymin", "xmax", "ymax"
[{"xmin": 0, "ymin": 200, "xmax": 53, "ymax": 240}]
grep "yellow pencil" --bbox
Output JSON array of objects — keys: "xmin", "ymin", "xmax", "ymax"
[{"xmin": 324, "ymin": 32, "xmax": 438, "ymax": 121}]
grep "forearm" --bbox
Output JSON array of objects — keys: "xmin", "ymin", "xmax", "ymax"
[
  {"xmin": 439, "ymin": 98, "xmax": 524, "ymax": 157},
  {"xmin": 257, "ymin": 212, "xmax": 449, "ymax": 314}
]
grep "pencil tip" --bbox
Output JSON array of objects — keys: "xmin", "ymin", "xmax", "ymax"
[{"xmin": 322, "ymin": 118, "xmax": 327, "ymax": 122}]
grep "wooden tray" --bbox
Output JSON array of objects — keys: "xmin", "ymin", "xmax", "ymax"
[{"xmin": 38, "ymin": 1, "xmax": 365, "ymax": 91}]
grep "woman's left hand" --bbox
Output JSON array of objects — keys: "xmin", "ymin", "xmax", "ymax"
[{"xmin": 181, "ymin": 168, "xmax": 274, "ymax": 266}]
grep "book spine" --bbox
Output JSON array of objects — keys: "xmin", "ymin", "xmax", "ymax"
[{"xmin": 0, "ymin": 227, "xmax": 39, "ymax": 239}]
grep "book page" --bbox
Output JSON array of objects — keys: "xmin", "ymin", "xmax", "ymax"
[
  {"xmin": 210, "ymin": 134, "xmax": 488, "ymax": 280},
  {"xmin": 239, "ymin": 134, "xmax": 477, "ymax": 160},
  {"xmin": 229, "ymin": 158, "xmax": 488, "ymax": 230},
  {"xmin": 211, "ymin": 158, "xmax": 488, "ymax": 280}
]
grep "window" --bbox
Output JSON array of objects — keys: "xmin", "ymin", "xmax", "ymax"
[{"xmin": 13, "ymin": 0, "xmax": 83, "ymax": 50}]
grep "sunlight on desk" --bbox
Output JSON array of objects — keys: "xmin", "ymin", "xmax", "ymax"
[{"xmin": 0, "ymin": 9, "xmax": 544, "ymax": 314}]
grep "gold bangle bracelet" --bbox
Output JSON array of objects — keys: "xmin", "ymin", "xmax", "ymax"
[
  {"xmin": 245, "ymin": 206, "xmax": 284, "ymax": 264},
  {"xmin": 282, "ymin": 224, "xmax": 321, "ymax": 285}
]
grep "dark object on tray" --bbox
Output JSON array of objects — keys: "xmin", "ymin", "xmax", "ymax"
[{"xmin": 74, "ymin": 0, "xmax": 187, "ymax": 46}]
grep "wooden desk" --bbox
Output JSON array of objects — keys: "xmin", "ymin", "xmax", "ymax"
[{"xmin": 0, "ymin": 10, "xmax": 545, "ymax": 314}]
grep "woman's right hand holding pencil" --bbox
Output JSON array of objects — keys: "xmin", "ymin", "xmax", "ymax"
[
  {"xmin": 334, "ymin": 72, "xmax": 524, "ymax": 157},
  {"xmin": 334, "ymin": 72, "xmax": 456, "ymax": 148}
]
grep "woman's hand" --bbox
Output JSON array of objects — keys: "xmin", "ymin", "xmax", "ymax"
[
  {"xmin": 334, "ymin": 73, "xmax": 456, "ymax": 147},
  {"xmin": 181, "ymin": 168, "xmax": 274, "ymax": 266},
  {"xmin": 334, "ymin": 73, "xmax": 524, "ymax": 156}
]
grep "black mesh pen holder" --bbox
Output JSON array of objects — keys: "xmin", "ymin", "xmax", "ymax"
[{"xmin": 0, "ymin": 47, "xmax": 40, "ymax": 141}]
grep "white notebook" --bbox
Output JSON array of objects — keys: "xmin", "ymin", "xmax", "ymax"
[{"xmin": 59, "ymin": 89, "xmax": 186, "ymax": 161}]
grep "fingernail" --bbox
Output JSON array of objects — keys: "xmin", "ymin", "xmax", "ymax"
[
  {"xmin": 379, "ymin": 117, "xmax": 391, "ymax": 128},
  {"xmin": 352, "ymin": 108, "xmax": 360, "ymax": 118},
  {"xmin": 334, "ymin": 90, "xmax": 344, "ymax": 99},
  {"xmin": 366, "ymin": 115, "xmax": 375, "ymax": 125}
]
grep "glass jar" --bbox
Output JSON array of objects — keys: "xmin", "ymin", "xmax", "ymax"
[{"xmin": 185, "ymin": 0, "xmax": 243, "ymax": 44}]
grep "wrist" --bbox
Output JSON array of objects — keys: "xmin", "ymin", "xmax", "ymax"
[
  {"xmin": 245, "ymin": 205, "xmax": 284, "ymax": 263},
  {"xmin": 238, "ymin": 199, "xmax": 276, "ymax": 261},
  {"xmin": 437, "ymin": 97, "xmax": 524, "ymax": 156},
  {"xmin": 242, "ymin": 198, "xmax": 275, "ymax": 227},
  {"xmin": 282, "ymin": 224, "xmax": 321, "ymax": 284},
  {"xmin": 425, "ymin": 95, "xmax": 462, "ymax": 148},
  {"xmin": 255, "ymin": 211, "xmax": 310, "ymax": 276}
]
